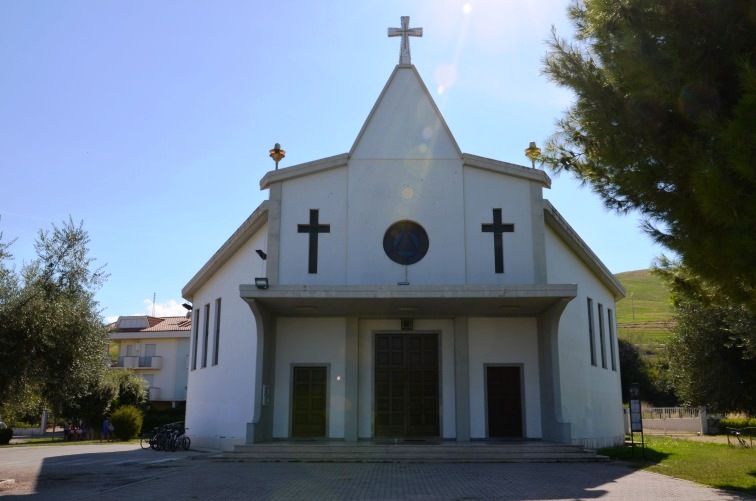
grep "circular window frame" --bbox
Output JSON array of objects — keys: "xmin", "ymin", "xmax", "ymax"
[{"xmin": 383, "ymin": 220, "xmax": 430, "ymax": 265}]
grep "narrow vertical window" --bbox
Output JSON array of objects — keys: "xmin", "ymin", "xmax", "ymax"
[
  {"xmin": 598, "ymin": 303, "xmax": 607, "ymax": 369},
  {"xmin": 608, "ymin": 308, "xmax": 617, "ymax": 371},
  {"xmin": 212, "ymin": 298, "xmax": 221, "ymax": 365},
  {"xmin": 587, "ymin": 298, "xmax": 596, "ymax": 366},
  {"xmin": 202, "ymin": 304, "xmax": 210, "ymax": 368},
  {"xmin": 191, "ymin": 309, "xmax": 199, "ymax": 370}
]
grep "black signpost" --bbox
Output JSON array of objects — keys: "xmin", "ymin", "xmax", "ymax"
[{"xmin": 629, "ymin": 382, "xmax": 645, "ymax": 458}]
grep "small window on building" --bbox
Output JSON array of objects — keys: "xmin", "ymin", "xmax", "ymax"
[
  {"xmin": 201, "ymin": 304, "xmax": 210, "ymax": 368},
  {"xmin": 598, "ymin": 303, "xmax": 607, "ymax": 369},
  {"xmin": 587, "ymin": 298, "xmax": 596, "ymax": 366},
  {"xmin": 191, "ymin": 309, "xmax": 199, "ymax": 370},
  {"xmin": 212, "ymin": 298, "xmax": 221, "ymax": 366},
  {"xmin": 608, "ymin": 308, "xmax": 617, "ymax": 371}
]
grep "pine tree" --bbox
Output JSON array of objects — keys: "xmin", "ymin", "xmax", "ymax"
[{"xmin": 543, "ymin": 0, "xmax": 756, "ymax": 305}]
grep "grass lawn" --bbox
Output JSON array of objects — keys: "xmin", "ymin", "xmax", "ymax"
[
  {"xmin": 615, "ymin": 269, "xmax": 673, "ymax": 325},
  {"xmin": 615, "ymin": 269, "xmax": 675, "ymax": 352},
  {"xmin": 600, "ymin": 436, "xmax": 756, "ymax": 495}
]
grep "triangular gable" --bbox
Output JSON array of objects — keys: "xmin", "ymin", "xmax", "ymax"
[{"xmin": 350, "ymin": 65, "xmax": 462, "ymax": 160}]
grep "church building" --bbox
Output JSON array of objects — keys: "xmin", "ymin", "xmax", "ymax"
[{"xmin": 181, "ymin": 17, "xmax": 625, "ymax": 451}]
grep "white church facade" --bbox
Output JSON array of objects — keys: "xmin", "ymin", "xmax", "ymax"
[{"xmin": 182, "ymin": 18, "xmax": 625, "ymax": 451}]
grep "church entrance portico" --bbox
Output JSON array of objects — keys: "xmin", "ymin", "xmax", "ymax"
[
  {"xmin": 374, "ymin": 332, "xmax": 440, "ymax": 438},
  {"xmin": 240, "ymin": 285, "xmax": 577, "ymax": 444}
]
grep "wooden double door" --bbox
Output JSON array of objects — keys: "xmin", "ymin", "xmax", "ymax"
[{"xmin": 374, "ymin": 333, "xmax": 440, "ymax": 438}]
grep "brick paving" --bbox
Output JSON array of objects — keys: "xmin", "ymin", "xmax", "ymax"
[{"xmin": 82, "ymin": 459, "xmax": 752, "ymax": 501}]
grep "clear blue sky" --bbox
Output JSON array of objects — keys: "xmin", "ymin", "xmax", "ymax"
[{"xmin": 0, "ymin": 1, "xmax": 665, "ymax": 322}]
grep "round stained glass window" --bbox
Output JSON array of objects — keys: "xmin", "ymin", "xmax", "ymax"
[{"xmin": 383, "ymin": 220, "xmax": 429, "ymax": 265}]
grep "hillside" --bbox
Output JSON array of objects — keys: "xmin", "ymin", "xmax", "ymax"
[{"xmin": 614, "ymin": 269, "xmax": 674, "ymax": 349}]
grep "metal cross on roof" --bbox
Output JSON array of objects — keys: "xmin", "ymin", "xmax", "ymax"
[{"xmin": 388, "ymin": 16, "xmax": 423, "ymax": 65}]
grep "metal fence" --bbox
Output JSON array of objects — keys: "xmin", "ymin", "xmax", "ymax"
[
  {"xmin": 642, "ymin": 407, "xmax": 700, "ymax": 420},
  {"xmin": 624, "ymin": 406, "xmax": 707, "ymax": 434}
]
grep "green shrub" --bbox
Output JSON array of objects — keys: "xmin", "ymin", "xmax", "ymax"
[
  {"xmin": 142, "ymin": 407, "xmax": 186, "ymax": 433},
  {"xmin": 110, "ymin": 405, "xmax": 144, "ymax": 440},
  {"xmin": 0, "ymin": 428, "xmax": 13, "ymax": 445},
  {"xmin": 719, "ymin": 417, "xmax": 756, "ymax": 430}
]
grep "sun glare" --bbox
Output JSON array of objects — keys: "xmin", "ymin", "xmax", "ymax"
[{"xmin": 434, "ymin": 63, "xmax": 458, "ymax": 95}]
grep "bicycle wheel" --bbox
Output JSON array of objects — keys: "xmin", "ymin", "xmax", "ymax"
[
  {"xmin": 181, "ymin": 436, "xmax": 191, "ymax": 450},
  {"xmin": 169, "ymin": 435, "xmax": 178, "ymax": 452},
  {"xmin": 140, "ymin": 434, "xmax": 150, "ymax": 449},
  {"xmin": 159, "ymin": 434, "xmax": 170, "ymax": 452},
  {"xmin": 151, "ymin": 433, "xmax": 163, "ymax": 451}
]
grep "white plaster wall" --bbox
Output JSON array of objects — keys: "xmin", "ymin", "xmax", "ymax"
[
  {"xmin": 273, "ymin": 317, "xmax": 346, "ymax": 438},
  {"xmin": 278, "ymin": 167, "xmax": 348, "ymax": 285},
  {"xmin": 467, "ymin": 318, "xmax": 542, "ymax": 439},
  {"xmin": 185, "ymin": 226, "xmax": 266, "ymax": 450},
  {"xmin": 357, "ymin": 319, "xmax": 456, "ymax": 439},
  {"xmin": 347, "ymin": 159, "xmax": 466, "ymax": 285},
  {"xmin": 544, "ymin": 222, "xmax": 624, "ymax": 448},
  {"xmin": 463, "ymin": 169, "xmax": 536, "ymax": 284}
]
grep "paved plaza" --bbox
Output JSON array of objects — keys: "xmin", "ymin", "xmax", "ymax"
[
  {"xmin": 2, "ymin": 445, "xmax": 753, "ymax": 501},
  {"xmin": 85, "ymin": 460, "xmax": 755, "ymax": 501}
]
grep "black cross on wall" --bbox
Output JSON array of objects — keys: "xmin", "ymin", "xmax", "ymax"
[
  {"xmin": 481, "ymin": 208, "xmax": 514, "ymax": 274},
  {"xmin": 298, "ymin": 209, "xmax": 330, "ymax": 274}
]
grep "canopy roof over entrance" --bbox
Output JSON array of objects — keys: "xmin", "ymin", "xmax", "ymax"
[{"xmin": 240, "ymin": 284, "xmax": 577, "ymax": 318}]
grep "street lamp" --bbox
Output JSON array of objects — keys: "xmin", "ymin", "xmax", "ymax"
[
  {"xmin": 269, "ymin": 143, "xmax": 286, "ymax": 170},
  {"xmin": 524, "ymin": 141, "xmax": 541, "ymax": 168}
]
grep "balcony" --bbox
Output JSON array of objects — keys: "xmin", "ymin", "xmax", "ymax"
[{"xmin": 117, "ymin": 356, "xmax": 163, "ymax": 370}]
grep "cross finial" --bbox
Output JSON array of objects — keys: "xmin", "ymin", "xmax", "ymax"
[{"xmin": 388, "ymin": 16, "xmax": 423, "ymax": 65}]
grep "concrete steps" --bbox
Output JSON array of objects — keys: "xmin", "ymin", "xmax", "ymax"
[{"xmin": 218, "ymin": 441, "xmax": 609, "ymax": 463}]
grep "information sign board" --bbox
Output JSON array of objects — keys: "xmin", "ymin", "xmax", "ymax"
[{"xmin": 629, "ymin": 399, "xmax": 643, "ymax": 432}]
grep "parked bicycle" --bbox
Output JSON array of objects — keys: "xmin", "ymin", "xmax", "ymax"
[{"xmin": 141, "ymin": 422, "xmax": 190, "ymax": 452}]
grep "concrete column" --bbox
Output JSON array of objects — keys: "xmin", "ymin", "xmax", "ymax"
[
  {"xmin": 537, "ymin": 299, "xmax": 573, "ymax": 444},
  {"xmin": 245, "ymin": 299, "xmax": 277, "ymax": 443},
  {"xmin": 266, "ymin": 183, "xmax": 282, "ymax": 286},
  {"xmin": 530, "ymin": 184, "xmax": 548, "ymax": 284},
  {"xmin": 454, "ymin": 316, "xmax": 470, "ymax": 441},
  {"xmin": 344, "ymin": 317, "xmax": 359, "ymax": 441}
]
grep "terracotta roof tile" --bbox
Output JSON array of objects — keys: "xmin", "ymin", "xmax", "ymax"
[
  {"xmin": 143, "ymin": 316, "xmax": 192, "ymax": 332},
  {"xmin": 111, "ymin": 315, "xmax": 192, "ymax": 333}
]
